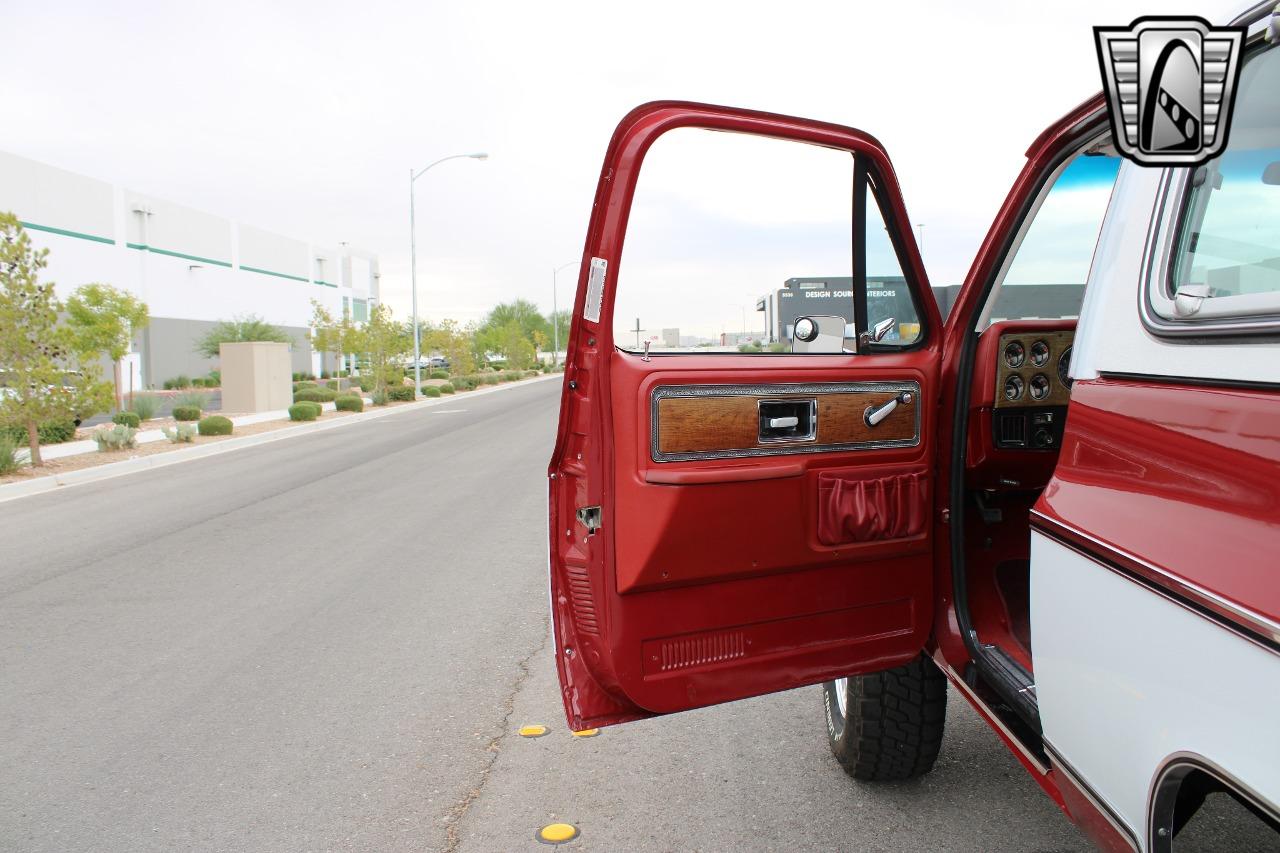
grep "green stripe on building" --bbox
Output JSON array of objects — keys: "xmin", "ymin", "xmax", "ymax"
[
  {"xmin": 126, "ymin": 243, "xmax": 233, "ymax": 267},
  {"xmin": 20, "ymin": 221, "xmax": 115, "ymax": 245},
  {"xmin": 315, "ymin": 280, "xmax": 338, "ymax": 288},
  {"xmin": 239, "ymin": 265, "xmax": 310, "ymax": 283}
]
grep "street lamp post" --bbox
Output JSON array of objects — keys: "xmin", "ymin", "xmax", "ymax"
[
  {"xmin": 409, "ymin": 152, "xmax": 488, "ymax": 398},
  {"xmin": 551, "ymin": 261, "xmax": 576, "ymax": 365}
]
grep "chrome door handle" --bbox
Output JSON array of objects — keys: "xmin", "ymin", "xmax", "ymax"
[
  {"xmin": 767, "ymin": 416, "xmax": 799, "ymax": 429},
  {"xmin": 864, "ymin": 392, "xmax": 913, "ymax": 427}
]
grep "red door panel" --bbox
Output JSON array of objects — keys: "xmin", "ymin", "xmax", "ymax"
[{"xmin": 548, "ymin": 101, "xmax": 943, "ymax": 731}]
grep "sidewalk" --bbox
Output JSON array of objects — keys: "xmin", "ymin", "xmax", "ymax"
[
  {"xmin": 1, "ymin": 373, "xmax": 560, "ymax": 504},
  {"xmin": 45, "ymin": 399, "xmax": 366, "ymax": 461}
]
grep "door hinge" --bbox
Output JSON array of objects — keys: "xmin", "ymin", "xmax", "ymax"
[{"xmin": 576, "ymin": 505, "xmax": 602, "ymax": 534}]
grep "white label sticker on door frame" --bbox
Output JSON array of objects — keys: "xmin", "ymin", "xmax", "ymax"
[{"xmin": 583, "ymin": 257, "xmax": 607, "ymax": 323}]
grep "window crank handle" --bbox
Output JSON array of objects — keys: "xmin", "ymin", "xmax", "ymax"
[{"xmin": 864, "ymin": 392, "xmax": 913, "ymax": 427}]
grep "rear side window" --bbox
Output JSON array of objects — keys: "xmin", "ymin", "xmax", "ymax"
[{"xmin": 1148, "ymin": 44, "xmax": 1280, "ymax": 330}]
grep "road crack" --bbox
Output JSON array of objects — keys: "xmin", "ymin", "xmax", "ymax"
[{"xmin": 441, "ymin": 612, "xmax": 550, "ymax": 853}]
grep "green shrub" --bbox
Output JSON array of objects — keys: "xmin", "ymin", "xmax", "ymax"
[
  {"xmin": 128, "ymin": 393, "xmax": 162, "ymax": 421},
  {"xmin": 0, "ymin": 435, "xmax": 27, "ymax": 475},
  {"xmin": 357, "ymin": 376, "xmax": 378, "ymax": 392},
  {"xmin": 206, "ymin": 370, "xmax": 221, "ymax": 386},
  {"xmin": 501, "ymin": 371, "xmax": 522, "ymax": 383},
  {"xmin": 288, "ymin": 402, "xmax": 320, "ymax": 421},
  {"xmin": 191, "ymin": 377, "xmax": 207, "ymax": 388},
  {"xmin": 371, "ymin": 389, "xmax": 388, "ymax": 406},
  {"xmin": 429, "ymin": 370, "xmax": 449, "ymax": 380},
  {"xmin": 324, "ymin": 379, "xmax": 339, "ymax": 390},
  {"xmin": 171, "ymin": 405, "xmax": 201, "ymax": 422},
  {"xmin": 420, "ymin": 385, "xmax": 441, "ymax": 398},
  {"xmin": 3, "ymin": 420, "xmax": 79, "ymax": 445},
  {"xmin": 294, "ymin": 387, "xmax": 337, "ymax": 403},
  {"xmin": 197, "ymin": 415, "xmax": 233, "ymax": 436},
  {"xmin": 173, "ymin": 390, "xmax": 210, "ymax": 410},
  {"xmin": 293, "ymin": 380, "xmax": 317, "ymax": 391},
  {"xmin": 482, "ymin": 375, "xmax": 499, "ymax": 386},
  {"xmin": 93, "ymin": 424, "xmax": 137, "ymax": 451},
  {"xmin": 440, "ymin": 383, "xmax": 455, "ymax": 394},
  {"xmin": 320, "ymin": 371, "xmax": 331, "ymax": 379},
  {"xmin": 162, "ymin": 423, "xmax": 197, "ymax": 443},
  {"xmin": 112, "ymin": 411, "xmax": 141, "ymax": 429},
  {"xmin": 334, "ymin": 395, "xmax": 364, "ymax": 413},
  {"xmin": 451, "ymin": 377, "xmax": 474, "ymax": 391},
  {"xmin": 386, "ymin": 385, "xmax": 415, "ymax": 402},
  {"xmin": 164, "ymin": 375, "xmax": 191, "ymax": 390},
  {"xmin": 525, "ymin": 369, "xmax": 540, "ymax": 378}
]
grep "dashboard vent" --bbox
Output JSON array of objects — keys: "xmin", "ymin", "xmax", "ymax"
[{"xmin": 998, "ymin": 413, "xmax": 1026, "ymax": 448}]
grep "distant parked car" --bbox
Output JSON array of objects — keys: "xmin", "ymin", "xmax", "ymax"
[{"xmin": 428, "ymin": 356, "xmax": 450, "ymax": 369}]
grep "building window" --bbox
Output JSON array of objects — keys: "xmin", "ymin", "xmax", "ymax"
[{"xmin": 352, "ymin": 299, "xmax": 368, "ymax": 323}]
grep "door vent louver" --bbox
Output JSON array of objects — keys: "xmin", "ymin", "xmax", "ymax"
[
  {"xmin": 566, "ymin": 565, "xmax": 599, "ymax": 635},
  {"xmin": 998, "ymin": 414, "xmax": 1026, "ymax": 447},
  {"xmin": 657, "ymin": 630, "xmax": 746, "ymax": 672}
]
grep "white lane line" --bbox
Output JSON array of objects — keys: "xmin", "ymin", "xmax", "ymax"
[{"xmin": 431, "ymin": 409, "xmax": 467, "ymax": 414}]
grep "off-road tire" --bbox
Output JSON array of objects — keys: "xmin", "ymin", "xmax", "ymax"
[{"xmin": 823, "ymin": 654, "xmax": 947, "ymax": 781}]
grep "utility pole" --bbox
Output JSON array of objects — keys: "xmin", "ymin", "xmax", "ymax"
[
  {"xmin": 551, "ymin": 261, "xmax": 575, "ymax": 365},
  {"xmin": 632, "ymin": 317, "xmax": 643, "ymax": 350},
  {"xmin": 409, "ymin": 152, "xmax": 488, "ymax": 398}
]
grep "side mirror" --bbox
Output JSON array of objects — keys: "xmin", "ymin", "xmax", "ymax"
[
  {"xmin": 1262, "ymin": 162, "xmax": 1280, "ymax": 186},
  {"xmin": 791, "ymin": 315, "xmax": 848, "ymax": 353},
  {"xmin": 859, "ymin": 317, "xmax": 896, "ymax": 348}
]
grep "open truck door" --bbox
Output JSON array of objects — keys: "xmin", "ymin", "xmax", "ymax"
[{"xmin": 548, "ymin": 102, "xmax": 945, "ymax": 731}]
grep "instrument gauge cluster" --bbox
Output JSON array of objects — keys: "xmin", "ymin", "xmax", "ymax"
[
  {"xmin": 1029, "ymin": 373, "xmax": 1051, "ymax": 401},
  {"xmin": 1030, "ymin": 340, "xmax": 1051, "ymax": 367},
  {"xmin": 1058, "ymin": 346, "xmax": 1074, "ymax": 389},
  {"xmin": 1004, "ymin": 341, "xmax": 1025, "ymax": 369},
  {"xmin": 995, "ymin": 331, "xmax": 1074, "ymax": 407}
]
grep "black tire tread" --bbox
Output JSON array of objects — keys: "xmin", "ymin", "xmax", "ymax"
[{"xmin": 833, "ymin": 655, "xmax": 947, "ymax": 782}]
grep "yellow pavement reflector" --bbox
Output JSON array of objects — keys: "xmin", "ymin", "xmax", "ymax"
[
  {"xmin": 570, "ymin": 728, "xmax": 600, "ymax": 738},
  {"xmin": 536, "ymin": 823, "xmax": 580, "ymax": 845},
  {"xmin": 518, "ymin": 725, "xmax": 549, "ymax": 738}
]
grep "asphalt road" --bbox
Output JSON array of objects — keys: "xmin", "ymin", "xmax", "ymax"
[{"xmin": 0, "ymin": 377, "xmax": 1091, "ymax": 852}]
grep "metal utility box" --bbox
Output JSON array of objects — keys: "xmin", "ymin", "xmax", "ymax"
[{"xmin": 219, "ymin": 342, "xmax": 293, "ymax": 414}]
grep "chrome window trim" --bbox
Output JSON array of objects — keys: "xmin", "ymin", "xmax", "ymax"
[
  {"xmin": 650, "ymin": 381, "xmax": 920, "ymax": 463},
  {"xmin": 1139, "ymin": 43, "xmax": 1280, "ymax": 338}
]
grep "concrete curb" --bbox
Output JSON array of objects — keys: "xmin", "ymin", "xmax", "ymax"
[{"xmin": 0, "ymin": 373, "xmax": 561, "ymax": 505}]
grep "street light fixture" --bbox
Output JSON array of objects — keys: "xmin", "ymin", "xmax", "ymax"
[
  {"xmin": 551, "ymin": 261, "xmax": 576, "ymax": 365},
  {"xmin": 409, "ymin": 152, "xmax": 489, "ymax": 397}
]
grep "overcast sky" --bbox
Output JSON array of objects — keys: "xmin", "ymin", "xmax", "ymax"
[{"xmin": 2, "ymin": 0, "xmax": 1241, "ymax": 330}]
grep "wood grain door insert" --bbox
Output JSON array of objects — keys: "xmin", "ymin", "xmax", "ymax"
[{"xmin": 652, "ymin": 382, "xmax": 920, "ymax": 462}]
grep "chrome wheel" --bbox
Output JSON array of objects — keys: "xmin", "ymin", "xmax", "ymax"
[{"xmin": 833, "ymin": 676, "xmax": 849, "ymax": 718}]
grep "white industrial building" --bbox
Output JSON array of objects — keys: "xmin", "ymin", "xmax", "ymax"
[{"xmin": 0, "ymin": 150, "xmax": 379, "ymax": 387}]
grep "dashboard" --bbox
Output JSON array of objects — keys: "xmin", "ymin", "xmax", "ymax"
[{"xmin": 991, "ymin": 330, "xmax": 1074, "ymax": 451}]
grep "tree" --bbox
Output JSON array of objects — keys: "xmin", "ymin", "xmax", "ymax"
[
  {"xmin": 499, "ymin": 321, "xmax": 536, "ymax": 370},
  {"xmin": 546, "ymin": 309, "xmax": 570, "ymax": 359},
  {"xmin": 475, "ymin": 299, "xmax": 550, "ymax": 362},
  {"xmin": 65, "ymin": 283, "xmax": 149, "ymax": 410},
  {"xmin": 195, "ymin": 314, "xmax": 293, "ymax": 359},
  {"xmin": 0, "ymin": 214, "xmax": 112, "ymax": 465},
  {"xmin": 350, "ymin": 304, "xmax": 410, "ymax": 394},
  {"xmin": 421, "ymin": 318, "xmax": 476, "ymax": 376},
  {"xmin": 308, "ymin": 299, "xmax": 358, "ymax": 376}
]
